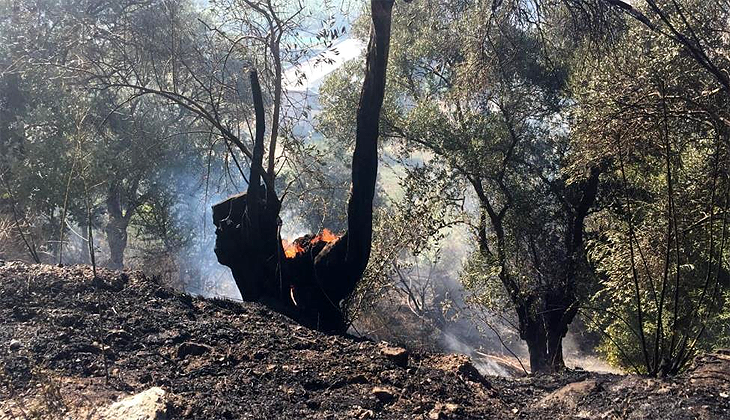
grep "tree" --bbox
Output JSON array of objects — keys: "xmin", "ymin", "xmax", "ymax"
[
  {"xmin": 209, "ymin": 0, "xmax": 396, "ymax": 332},
  {"xmin": 572, "ymin": 3, "xmax": 730, "ymax": 374},
  {"xmin": 319, "ymin": 0, "xmax": 601, "ymax": 372},
  {"xmin": 0, "ymin": 0, "xmax": 216, "ymax": 270},
  {"xmin": 598, "ymin": 0, "xmax": 730, "ymax": 95}
]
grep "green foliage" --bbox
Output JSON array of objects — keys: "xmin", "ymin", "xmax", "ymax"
[
  {"xmin": 0, "ymin": 0, "xmax": 236, "ymax": 268},
  {"xmin": 572, "ymin": 1, "xmax": 730, "ymax": 374}
]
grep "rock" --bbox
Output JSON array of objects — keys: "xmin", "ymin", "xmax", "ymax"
[
  {"xmin": 357, "ymin": 408, "xmax": 375, "ymax": 419},
  {"xmin": 95, "ymin": 387, "xmax": 168, "ymax": 420},
  {"xmin": 176, "ymin": 342, "xmax": 212, "ymax": 359},
  {"xmin": 424, "ymin": 354, "xmax": 492, "ymax": 388},
  {"xmin": 428, "ymin": 403, "xmax": 460, "ymax": 419},
  {"xmin": 539, "ymin": 379, "xmax": 600, "ymax": 410},
  {"xmin": 9, "ymin": 339, "xmax": 21, "ymax": 350},
  {"xmin": 379, "ymin": 343, "xmax": 409, "ymax": 368},
  {"xmin": 372, "ymin": 386, "xmax": 397, "ymax": 403},
  {"xmin": 455, "ymin": 360, "xmax": 491, "ymax": 387}
]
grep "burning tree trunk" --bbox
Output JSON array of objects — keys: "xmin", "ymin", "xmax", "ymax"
[{"xmin": 212, "ymin": 0, "xmax": 394, "ymax": 333}]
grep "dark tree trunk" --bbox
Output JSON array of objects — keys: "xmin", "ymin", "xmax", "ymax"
[
  {"xmin": 517, "ymin": 299, "xmax": 550, "ymax": 373},
  {"xmin": 105, "ymin": 183, "xmax": 130, "ymax": 270},
  {"xmin": 547, "ymin": 327, "xmax": 565, "ymax": 368},
  {"xmin": 105, "ymin": 218, "xmax": 127, "ymax": 270},
  {"xmin": 211, "ymin": 71, "xmax": 282, "ymax": 300},
  {"xmin": 212, "ymin": 0, "xmax": 395, "ymax": 334},
  {"xmin": 477, "ymin": 167, "xmax": 600, "ymax": 373},
  {"xmin": 544, "ymin": 165, "xmax": 601, "ymax": 370},
  {"xmin": 543, "ymin": 288, "xmax": 574, "ymax": 371},
  {"xmin": 345, "ymin": 0, "xmax": 393, "ymax": 276}
]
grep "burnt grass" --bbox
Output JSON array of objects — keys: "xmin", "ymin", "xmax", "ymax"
[{"xmin": 0, "ymin": 262, "xmax": 728, "ymax": 419}]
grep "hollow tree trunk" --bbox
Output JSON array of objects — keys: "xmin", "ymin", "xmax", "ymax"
[
  {"xmin": 213, "ymin": 71, "xmax": 282, "ymax": 301},
  {"xmin": 212, "ymin": 0, "xmax": 395, "ymax": 333}
]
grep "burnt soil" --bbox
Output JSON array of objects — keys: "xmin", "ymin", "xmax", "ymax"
[{"xmin": 0, "ymin": 262, "xmax": 728, "ymax": 419}]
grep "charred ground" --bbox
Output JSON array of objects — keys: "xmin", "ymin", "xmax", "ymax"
[{"xmin": 0, "ymin": 262, "xmax": 728, "ymax": 419}]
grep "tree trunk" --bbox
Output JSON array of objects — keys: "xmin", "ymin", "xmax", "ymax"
[
  {"xmin": 105, "ymin": 184, "xmax": 129, "ymax": 270},
  {"xmin": 344, "ymin": 0, "xmax": 394, "ymax": 276},
  {"xmin": 478, "ymin": 204, "xmax": 562, "ymax": 373},
  {"xmin": 517, "ymin": 300, "xmax": 550, "ymax": 373},
  {"xmin": 105, "ymin": 218, "xmax": 127, "ymax": 270},
  {"xmin": 212, "ymin": 0, "xmax": 395, "ymax": 334},
  {"xmin": 526, "ymin": 336, "xmax": 550, "ymax": 373},
  {"xmin": 241, "ymin": 69, "xmax": 268, "ymax": 300},
  {"xmin": 212, "ymin": 71, "xmax": 282, "ymax": 301},
  {"xmin": 547, "ymin": 329, "xmax": 565, "ymax": 368}
]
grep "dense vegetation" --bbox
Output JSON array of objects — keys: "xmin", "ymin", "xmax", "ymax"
[{"xmin": 1, "ymin": 0, "xmax": 728, "ymax": 375}]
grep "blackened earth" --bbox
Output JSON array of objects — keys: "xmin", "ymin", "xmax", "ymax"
[{"xmin": 0, "ymin": 262, "xmax": 728, "ymax": 419}]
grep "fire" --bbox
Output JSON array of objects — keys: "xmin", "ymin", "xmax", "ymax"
[
  {"xmin": 282, "ymin": 229, "xmax": 341, "ymax": 259},
  {"xmin": 282, "ymin": 240, "xmax": 304, "ymax": 258},
  {"xmin": 311, "ymin": 228, "xmax": 338, "ymax": 245}
]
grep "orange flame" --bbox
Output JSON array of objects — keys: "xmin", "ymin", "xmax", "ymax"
[
  {"xmin": 311, "ymin": 228, "xmax": 339, "ymax": 245},
  {"xmin": 282, "ymin": 229, "xmax": 341, "ymax": 259},
  {"xmin": 282, "ymin": 240, "xmax": 304, "ymax": 258}
]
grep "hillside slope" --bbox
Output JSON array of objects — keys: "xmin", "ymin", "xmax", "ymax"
[{"xmin": 0, "ymin": 262, "xmax": 728, "ymax": 419}]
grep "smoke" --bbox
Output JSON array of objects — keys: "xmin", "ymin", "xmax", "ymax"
[
  {"xmin": 280, "ymin": 206, "xmax": 315, "ymax": 242},
  {"xmin": 366, "ymin": 216, "xmax": 621, "ymax": 377},
  {"xmin": 121, "ymin": 162, "xmax": 246, "ymax": 301},
  {"xmin": 177, "ymin": 176, "xmax": 242, "ymax": 301},
  {"xmin": 562, "ymin": 333, "xmax": 623, "ymax": 374},
  {"xmin": 442, "ymin": 332, "xmax": 525, "ymax": 377}
]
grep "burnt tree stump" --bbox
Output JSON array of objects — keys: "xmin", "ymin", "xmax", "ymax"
[{"xmin": 212, "ymin": 0, "xmax": 395, "ymax": 334}]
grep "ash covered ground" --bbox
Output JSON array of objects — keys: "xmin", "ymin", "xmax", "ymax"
[{"xmin": 0, "ymin": 262, "xmax": 728, "ymax": 419}]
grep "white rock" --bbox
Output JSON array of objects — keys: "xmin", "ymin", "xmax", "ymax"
[{"xmin": 95, "ymin": 387, "xmax": 168, "ymax": 420}]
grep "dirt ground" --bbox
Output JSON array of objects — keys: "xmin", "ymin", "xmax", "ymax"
[{"xmin": 0, "ymin": 262, "xmax": 728, "ymax": 419}]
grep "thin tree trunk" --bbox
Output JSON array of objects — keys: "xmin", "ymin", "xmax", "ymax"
[
  {"xmin": 242, "ymin": 69, "xmax": 266, "ymax": 299},
  {"xmin": 267, "ymin": 42, "xmax": 282, "ymax": 178},
  {"xmin": 105, "ymin": 183, "xmax": 129, "ymax": 270}
]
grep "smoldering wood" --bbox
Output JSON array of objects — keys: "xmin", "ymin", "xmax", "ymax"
[{"xmin": 212, "ymin": 0, "xmax": 395, "ymax": 334}]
